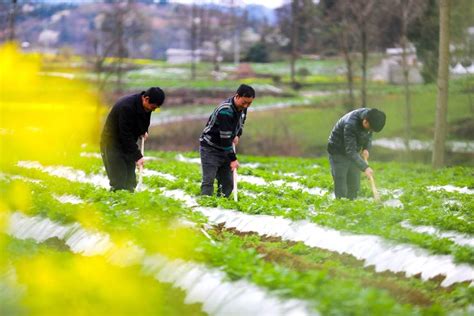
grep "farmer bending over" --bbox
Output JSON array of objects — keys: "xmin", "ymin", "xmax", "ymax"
[
  {"xmin": 327, "ymin": 108, "xmax": 386, "ymax": 199},
  {"xmin": 199, "ymin": 84, "xmax": 255, "ymax": 197},
  {"xmin": 100, "ymin": 87, "xmax": 165, "ymax": 192}
]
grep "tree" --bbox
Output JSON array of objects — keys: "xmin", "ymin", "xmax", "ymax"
[
  {"xmin": 409, "ymin": 0, "xmax": 439, "ymax": 83},
  {"xmin": 347, "ymin": 0, "xmax": 379, "ymax": 107},
  {"xmin": 245, "ymin": 42, "xmax": 269, "ymax": 63},
  {"xmin": 190, "ymin": 2, "xmax": 198, "ymax": 80},
  {"xmin": 276, "ymin": 0, "xmax": 319, "ymax": 88},
  {"xmin": 450, "ymin": 0, "xmax": 474, "ymax": 114},
  {"xmin": 8, "ymin": 0, "xmax": 17, "ymax": 41},
  {"xmin": 321, "ymin": 0, "xmax": 357, "ymax": 110},
  {"xmin": 290, "ymin": 0, "xmax": 299, "ymax": 86},
  {"xmin": 87, "ymin": 1, "xmax": 149, "ymax": 93},
  {"xmin": 432, "ymin": 0, "xmax": 451, "ymax": 168},
  {"xmin": 322, "ymin": 0, "xmax": 386, "ymax": 107},
  {"xmin": 230, "ymin": 0, "xmax": 241, "ymax": 65},
  {"xmin": 392, "ymin": 0, "xmax": 427, "ymax": 159},
  {"xmin": 192, "ymin": 4, "xmax": 230, "ymax": 74}
]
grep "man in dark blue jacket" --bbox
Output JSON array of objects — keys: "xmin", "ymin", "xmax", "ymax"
[
  {"xmin": 327, "ymin": 108, "xmax": 386, "ymax": 199},
  {"xmin": 199, "ymin": 84, "xmax": 255, "ymax": 197},
  {"xmin": 100, "ymin": 87, "xmax": 165, "ymax": 192}
]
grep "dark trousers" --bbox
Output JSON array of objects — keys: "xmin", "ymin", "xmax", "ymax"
[
  {"xmin": 100, "ymin": 143, "xmax": 137, "ymax": 192},
  {"xmin": 329, "ymin": 154, "xmax": 360, "ymax": 199},
  {"xmin": 200, "ymin": 145, "xmax": 233, "ymax": 197}
]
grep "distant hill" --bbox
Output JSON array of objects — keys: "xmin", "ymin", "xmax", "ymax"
[{"xmin": 5, "ymin": 0, "xmax": 274, "ymax": 59}]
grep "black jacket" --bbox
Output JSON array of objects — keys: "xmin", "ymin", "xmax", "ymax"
[
  {"xmin": 200, "ymin": 97, "xmax": 247, "ymax": 161},
  {"xmin": 327, "ymin": 108, "xmax": 372, "ymax": 171},
  {"xmin": 101, "ymin": 93, "xmax": 150, "ymax": 162}
]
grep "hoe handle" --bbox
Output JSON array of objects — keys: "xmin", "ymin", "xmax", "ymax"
[
  {"xmin": 233, "ymin": 144, "xmax": 238, "ymax": 202},
  {"xmin": 364, "ymin": 158, "xmax": 380, "ymax": 202},
  {"xmin": 137, "ymin": 136, "xmax": 145, "ymax": 190}
]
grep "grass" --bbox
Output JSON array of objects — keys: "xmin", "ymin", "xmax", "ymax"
[{"xmin": 242, "ymin": 78, "xmax": 473, "ymax": 156}]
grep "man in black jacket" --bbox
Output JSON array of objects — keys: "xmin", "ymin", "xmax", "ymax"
[
  {"xmin": 100, "ymin": 87, "xmax": 165, "ymax": 192},
  {"xmin": 327, "ymin": 108, "xmax": 386, "ymax": 199},
  {"xmin": 199, "ymin": 84, "xmax": 255, "ymax": 197}
]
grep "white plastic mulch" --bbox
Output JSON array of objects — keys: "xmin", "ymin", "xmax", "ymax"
[
  {"xmin": 6, "ymin": 212, "xmax": 317, "ymax": 316},
  {"xmin": 17, "ymin": 161, "xmax": 110, "ymax": 189},
  {"xmin": 165, "ymin": 189, "xmax": 474, "ymax": 287},
  {"xmin": 53, "ymin": 194, "xmax": 84, "ymax": 205},
  {"xmin": 401, "ymin": 221, "xmax": 474, "ymax": 248},
  {"xmin": 13, "ymin": 162, "xmax": 474, "ymax": 287},
  {"xmin": 427, "ymin": 185, "xmax": 474, "ymax": 195},
  {"xmin": 372, "ymin": 138, "xmax": 474, "ymax": 154},
  {"xmin": 16, "ymin": 161, "xmax": 176, "ymax": 190}
]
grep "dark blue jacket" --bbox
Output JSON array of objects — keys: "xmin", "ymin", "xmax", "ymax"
[
  {"xmin": 327, "ymin": 108, "xmax": 372, "ymax": 171},
  {"xmin": 101, "ymin": 93, "xmax": 150, "ymax": 162}
]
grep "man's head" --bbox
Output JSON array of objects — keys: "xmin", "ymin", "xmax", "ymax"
[
  {"xmin": 233, "ymin": 84, "xmax": 255, "ymax": 111},
  {"xmin": 142, "ymin": 87, "xmax": 165, "ymax": 112},
  {"xmin": 362, "ymin": 108, "xmax": 386, "ymax": 132}
]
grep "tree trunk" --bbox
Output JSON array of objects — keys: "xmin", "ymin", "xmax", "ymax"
[
  {"xmin": 213, "ymin": 36, "xmax": 220, "ymax": 72},
  {"xmin": 339, "ymin": 29, "xmax": 355, "ymax": 110},
  {"xmin": 190, "ymin": 3, "xmax": 198, "ymax": 80},
  {"xmin": 360, "ymin": 23, "xmax": 368, "ymax": 107},
  {"xmin": 231, "ymin": 0, "xmax": 240, "ymax": 65},
  {"xmin": 400, "ymin": 4, "xmax": 412, "ymax": 159},
  {"xmin": 116, "ymin": 16, "xmax": 125, "ymax": 93},
  {"xmin": 8, "ymin": 0, "xmax": 18, "ymax": 41},
  {"xmin": 432, "ymin": 0, "xmax": 451, "ymax": 168},
  {"xmin": 290, "ymin": 0, "xmax": 298, "ymax": 87}
]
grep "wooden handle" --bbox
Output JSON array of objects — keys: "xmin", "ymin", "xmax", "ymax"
[
  {"xmin": 364, "ymin": 157, "xmax": 380, "ymax": 202},
  {"xmin": 233, "ymin": 169, "xmax": 238, "ymax": 202},
  {"xmin": 136, "ymin": 137, "xmax": 145, "ymax": 191},
  {"xmin": 136, "ymin": 165, "xmax": 143, "ymax": 191},
  {"xmin": 232, "ymin": 143, "xmax": 238, "ymax": 202},
  {"xmin": 368, "ymin": 176, "xmax": 380, "ymax": 201}
]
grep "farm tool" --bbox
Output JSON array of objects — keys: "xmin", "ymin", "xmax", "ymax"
[
  {"xmin": 364, "ymin": 157, "xmax": 380, "ymax": 202},
  {"xmin": 137, "ymin": 136, "xmax": 145, "ymax": 191},
  {"xmin": 233, "ymin": 143, "xmax": 238, "ymax": 202}
]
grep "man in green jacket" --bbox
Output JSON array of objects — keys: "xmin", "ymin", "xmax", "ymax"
[{"xmin": 327, "ymin": 108, "xmax": 386, "ymax": 199}]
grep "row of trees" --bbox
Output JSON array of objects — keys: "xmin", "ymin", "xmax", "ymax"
[{"xmin": 284, "ymin": 0, "xmax": 469, "ymax": 167}]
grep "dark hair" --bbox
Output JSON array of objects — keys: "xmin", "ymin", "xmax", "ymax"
[
  {"xmin": 236, "ymin": 84, "xmax": 255, "ymax": 98},
  {"xmin": 143, "ymin": 87, "xmax": 165, "ymax": 105},
  {"xmin": 366, "ymin": 108, "xmax": 386, "ymax": 132}
]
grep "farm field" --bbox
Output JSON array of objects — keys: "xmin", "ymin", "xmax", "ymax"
[
  {"xmin": 113, "ymin": 57, "xmax": 472, "ymax": 164},
  {"xmin": 1, "ymin": 149, "xmax": 473, "ymax": 315},
  {"xmin": 2, "ymin": 42, "xmax": 473, "ymax": 315}
]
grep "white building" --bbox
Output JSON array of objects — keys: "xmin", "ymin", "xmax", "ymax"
[
  {"xmin": 371, "ymin": 44, "xmax": 424, "ymax": 84},
  {"xmin": 165, "ymin": 48, "xmax": 220, "ymax": 64}
]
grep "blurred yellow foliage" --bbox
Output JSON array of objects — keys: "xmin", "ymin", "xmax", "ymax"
[
  {"xmin": 15, "ymin": 253, "xmax": 166, "ymax": 315},
  {"xmin": 0, "ymin": 42, "xmax": 105, "ymax": 167},
  {"xmin": 0, "ymin": 43, "xmax": 200, "ymax": 315},
  {"xmin": 138, "ymin": 223, "xmax": 198, "ymax": 260},
  {"xmin": 7, "ymin": 181, "xmax": 32, "ymax": 214}
]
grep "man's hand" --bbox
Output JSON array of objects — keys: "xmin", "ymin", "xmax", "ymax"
[
  {"xmin": 136, "ymin": 157, "xmax": 145, "ymax": 169},
  {"xmin": 141, "ymin": 132, "xmax": 149, "ymax": 141},
  {"xmin": 364, "ymin": 167, "xmax": 374, "ymax": 178},
  {"xmin": 362, "ymin": 149, "xmax": 369, "ymax": 162},
  {"xmin": 230, "ymin": 160, "xmax": 239, "ymax": 171},
  {"xmin": 233, "ymin": 136, "xmax": 239, "ymax": 146}
]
